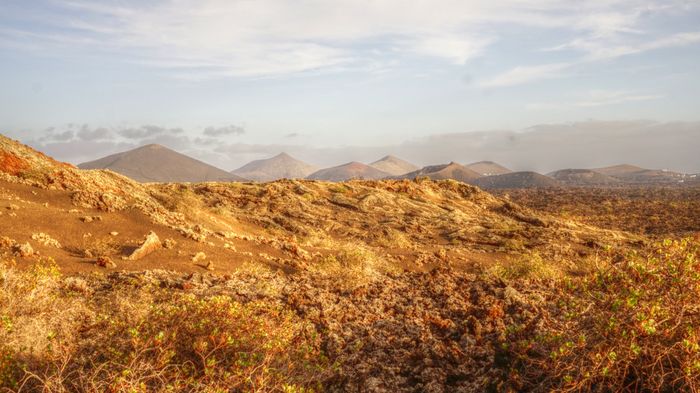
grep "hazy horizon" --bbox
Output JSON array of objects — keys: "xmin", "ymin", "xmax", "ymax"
[{"xmin": 4, "ymin": 119, "xmax": 700, "ymax": 174}]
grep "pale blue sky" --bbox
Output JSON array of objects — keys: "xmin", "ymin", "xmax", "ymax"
[{"xmin": 1, "ymin": 0, "xmax": 699, "ymax": 170}]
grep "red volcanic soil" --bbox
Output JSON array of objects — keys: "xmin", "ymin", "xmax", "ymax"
[{"xmin": 0, "ymin": 152, "xmax": 28, "ymax": 176}]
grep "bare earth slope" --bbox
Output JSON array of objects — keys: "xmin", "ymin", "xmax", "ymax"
[
  {"xmin": 466, "ymin": 161, "xmax": 512, "ymax": 176},
  {"xmin": 79, "ymin": 144, "xmax": 245, "ymax": 183},
  {"xmin": 547, "ymin": 168, "xmax": 621, "ymax": 186},
  {"xmin": 231, "ymin": 152, "xmax": 318, "ymax": 181},
  {"xmin": 472, "ymin": 171, "xmax": 562, "ymax": 189},
  {"xmin": 398, "ymin": 162, "xmax": 483, "ymax": 182},
  {"xmin": 0, "ymin": 134, "xmax": 638, "ymax": 276},
  {"xmin": 593, "ymin": 164, "xmax": 687, "ymax": 184},
  {"xmin": 307, "ymin": 161, "xmax": 390, "ymax": 181},
  {"xmin": 369, "ymin": 155, "xmax": 419, "ymax": 176},
  {"xmin": 593, "ymin": 164, "xmax": 646, "ymax": 177}
]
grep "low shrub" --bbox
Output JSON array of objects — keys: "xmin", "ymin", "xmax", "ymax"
[
  {"xmin": 506, "ymin": 238, "xmax": 700, "ymax": 391},
  {"xmin": 0, "ymin": 260, "xmax": 330, "ymax": 392}
]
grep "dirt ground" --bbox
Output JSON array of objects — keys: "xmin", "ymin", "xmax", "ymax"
[{"xmin": 0, "ymin": 181, "xmax": 287, "ymax": 274}]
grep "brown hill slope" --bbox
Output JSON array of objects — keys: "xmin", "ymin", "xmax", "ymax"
[
  {"xmin": 307, "ymin": 162, "xmax": 389, "ymax": 181},
  {"xmin": 79, "ymin": 144, "xmax": 245, "ymax": 183},
  {"xmin": 547, "ymin": 169, "xmax": 621, "ymax": 186},
  {"xmin": 0, "ymin": 134, "xmax": 640, "ymax": 276},
  {"xmin": 368, "ymin": 155, "xmax": 419, "ymax": 176},
  {"xmin": 593, "ymin": 164, "xmax": 645, "ymax": 176},
  {"xmin": 231, "ymin": 152, "xmax": 318, "ymax": 181},
  {"xmin": 593, "ymin": 164, "xmax": 686, "ymax": 184},
  {"xmin": 398, "ymin": 162, "xmax": 483, "ymax": 182},
  {"xmin": 466, "ymin": 161, "xmax": 512, "ymax": 176},
  {"xmin": 472, "ymin": 171, "xmax": 562, "ymax": 189}
]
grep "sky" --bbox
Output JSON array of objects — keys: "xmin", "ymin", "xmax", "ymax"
[{"xmin": 1, "ymin": 0, "xmax": 699, "ymax": 172}]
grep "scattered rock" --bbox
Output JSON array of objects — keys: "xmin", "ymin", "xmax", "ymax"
[
  {"xmin": 206, "ymin": 260, "xmax": 215, "ymax": 271},
  {"xmin": 12, "ymin": 242, "xmax": 34, "ymax": 257},
  {"xmin": 435, "ymin": 248, "xmax": 447, "ymax": 260},
  {"xmin": 0, "ymin": 236, "xmax": 15, "ymax": 249},
  {"xmin": 163, "ymin": 238, "xmax": 177, "ymax": 249},
  {"xmin": 63, "ymin": 277, "xmax": 90, "ymax": 293},
  {"xmin": 80, "ymin": 216, "xmax": 103, "ymax": 223},
  {"xmin": 96, "ymin": 256, "xmax": 117, "ymax": 268},
  {"xmin": 192, "ymin": 252, "xmax": 207, "ymax": 263},
  {"xmin": 109, "ymin": 231, "xmax": 119, "ymax": 236},
  {"xmin": 7, "ymin": 204, "xmax": 19, "ymax": 210},
  {"xmin": 126, "ymin": 231, "xmax": 162, "ymax": 261},
  {"xmin": 31, "ymin": 233, "xmax": 62, "ymax": 248}
]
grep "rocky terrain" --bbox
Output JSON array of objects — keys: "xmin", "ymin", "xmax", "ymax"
[
  {"xmin": 2, "ymin": 133, "xmax": 699, "ymax": 392},
  {"xmin": 499, "ymin": 186, "xmax": 700, "ymax": 237}
]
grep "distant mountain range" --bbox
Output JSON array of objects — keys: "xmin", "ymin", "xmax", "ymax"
[
  {"xmin": 307, "ymin": 162, "xmax": 390, "ymax": 181},
  {"xmin": 397, "ymin": 162, "xmax": 482, "ymax": 183},
  {"xmin": 547, "ymin": 169, "xmax": 621, "ymax": 186},
  {"xmin": 78, "ymin": 144, "xmax": 696, "ymax": 187},
  {"xmin": 369, "ymin": 155, "xmax": 419, "ymax": 176},
  {"xmin": 231, "ymin": 152, "xmax": 317, "ymax": 181},
  {"xmin": 472, "ymin": 171, "xmax": 562, "ymax": 189},
  {"xmin": 593, "ymin": 165, "xmax": 688, "ymax": 184},
  {"xmin": 78, "ymin": 144, "xmax": 245, "ymax": 183},
  {"xmin": 465, "ymin": 161, "xmax": 512, "ymax": 176}
]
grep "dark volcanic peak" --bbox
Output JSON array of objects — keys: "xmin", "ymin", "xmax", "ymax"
[
  {"xmin": 307, "ymin": 161, "xmax": 390, "ymax": 181},
  {"xmin": 369, "ymin": 155, "xmax": 419, "ymax": 176},
  {"xmin": 232, "ymin": 152, "xmax": 318, "ymax": 182},
  {"xmin": 547, "ymin": 168, "xmax": 621, "ymax": 186},
  {"xmin": 79, "ymin": 144, "xmax": 245, "ymax": 183},
  {"xmin": 398, "ymin": 162, "xmax": 482, "ymax": 183},
  {"xmin": 465, "ymin": 161, "xmax": 512, "ymax": 176},
  {"xmin": 471, "ymin": 171, "xmax": 562, "ymax": 189}
]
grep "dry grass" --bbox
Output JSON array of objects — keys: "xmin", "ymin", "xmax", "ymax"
[
  {"xmin": 0, "ymin": 259, "xmax": 330, "ymax": 392},
  {"xmin": 76, "ymin": 236, "xmax": 121, "ymax": 258},
  {"xmin": 485, "ymin": 251, "xmax": 563, "ymax": 281},
  {"xmin": 309, "ymin": 246, "xmax": 399, "ymax": 292}
]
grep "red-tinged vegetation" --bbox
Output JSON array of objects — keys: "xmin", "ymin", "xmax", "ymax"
[{"xmin": 0, "ymin": 152, "xmax": 28, "ymax": 176}]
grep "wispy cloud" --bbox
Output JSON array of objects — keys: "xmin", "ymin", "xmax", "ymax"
[
  {"xmin": 480, "ymin": 62, "xmax": 572, "ymax": 88},
  {"xmin": 526, "ymin": 89, "xmax": 665, "ymax": 110},
  {"xmin": 575, "ymin": 90, "xmax": 664, "ymax": 107},
  {"xmin": 203, "ymin": 125, "xmax": 246, "ymax": 137},
  {"xmin": 549, "ymin": 31, "xmax": 700, "ymax": 61},
  {"xmin": 4, "ymin": 0, "xmax": 695, "ymax": 80}
]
